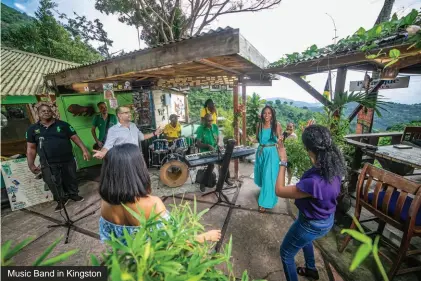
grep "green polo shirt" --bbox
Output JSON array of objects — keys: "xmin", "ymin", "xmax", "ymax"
[
  {"xmin": 92, "ymin": 114, "xmax": 118, "ymax": 141},
  {"xmin": 196, "ymin": 124, "xmax": 219, "ymax": 152}
]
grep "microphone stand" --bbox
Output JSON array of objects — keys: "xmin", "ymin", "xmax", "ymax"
[{"xmin": 38, "ymin": 137, "xmax": 96, "ymax": 244}]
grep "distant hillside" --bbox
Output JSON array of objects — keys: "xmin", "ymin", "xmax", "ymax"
[
  {"xmin": 1, "ymin": 3, "xmax": 33, "ymax": 25},
  {"xmin": 266, "ymin": 97, "xmax": 321, "ymax": 109},
  {"xmin": 1, "ymin": 3, "xmax": 35, "ymax": 48},
  {"xmin": 306, "ymin": 102, "xmax": 421, "ymax": 131}
]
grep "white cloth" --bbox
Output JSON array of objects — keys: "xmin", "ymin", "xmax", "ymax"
[{"xmin": 103, "ymin": 122, "xmax": 144, "ymax": 150}]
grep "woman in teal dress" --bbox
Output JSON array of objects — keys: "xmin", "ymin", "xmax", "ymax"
[{"xmin": 254, "ymin": 105, "xmax": 283, "ymax": 213}]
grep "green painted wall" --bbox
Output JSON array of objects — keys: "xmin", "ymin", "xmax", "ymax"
[
  {"xmin": 56, "ymin": 92, "xmax": 134, "ymax": 169},
  {"xmin": 1, "ymin": 96, "xmax": 37, "ymax": 105}
]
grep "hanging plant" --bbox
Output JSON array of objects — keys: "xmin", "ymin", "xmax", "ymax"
[{"xmin": 269, "ymin": 9, "xmax": 421, "ymax": 68}]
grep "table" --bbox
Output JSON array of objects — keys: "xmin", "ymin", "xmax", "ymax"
[{"xmin": 365, "ymin": 145, "xmax": 421, "ymax": 175}]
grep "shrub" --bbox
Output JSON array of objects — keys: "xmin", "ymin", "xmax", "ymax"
[{"xmin": 91, "ymin": 199, "xmax": 265, "ymax": 281}]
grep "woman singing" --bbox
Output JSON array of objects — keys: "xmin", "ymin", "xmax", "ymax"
[
  {"xmin": 275, "ymin": 125, "xmax": 345, "ymax": 281},
  {"xmin": 253, "ymin": 105, "xmax": 282, "ymax": 213}
]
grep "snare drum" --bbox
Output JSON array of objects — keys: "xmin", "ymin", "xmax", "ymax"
[
  {"xmin": 174, "ymin": 137, "xmax": 188, "ymax": 151},
  {"xmin": 153, "ymin": 139, "xmax": 169, "ymax": 152}
]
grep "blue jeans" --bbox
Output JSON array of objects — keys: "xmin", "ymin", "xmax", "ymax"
[{"xmin": 280, "ymin": 212, "xmax": 334, "ymax": 281}]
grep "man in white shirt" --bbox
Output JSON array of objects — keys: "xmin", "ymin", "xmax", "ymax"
[{"xmin": 93, "ymin": 106, "xmax": 162, "ymax": 159}]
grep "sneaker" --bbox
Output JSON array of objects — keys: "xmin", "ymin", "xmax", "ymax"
[
  {"xmin": 69, "ymin": 195, "xmax": 84, "ymax": 202},
  {"xmin": 199, "ymin": 184, "xmax": 206, "ymax": 193},
  {"xmin": 54, "ymin": 199, "xmax": 69, "ymax": 213}
]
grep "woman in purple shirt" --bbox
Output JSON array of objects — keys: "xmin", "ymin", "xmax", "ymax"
[{"xmin": 275, "ymin": 125, "xmax": 345, "ymax": 281}]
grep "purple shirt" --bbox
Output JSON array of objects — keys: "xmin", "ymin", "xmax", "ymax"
[{"xmin": 295, "ymin": 167, "xmax": 341, "ymax": 220}]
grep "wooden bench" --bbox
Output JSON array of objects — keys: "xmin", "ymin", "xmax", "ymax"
[{"xmin": 338, "ymin": 163, "xmax": 421, "ymax": 279}]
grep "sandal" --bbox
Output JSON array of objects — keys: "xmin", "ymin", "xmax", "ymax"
[
  {"xmin": 258, "ymin": 206, "xmax": 266, "ymax": 213},
  {"xmin": 297, "ymin": 267, "xmax": 319, "ymax": 280}
]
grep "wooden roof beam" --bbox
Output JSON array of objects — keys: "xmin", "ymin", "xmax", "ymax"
[
  {"xmin": 347, "ymin": 80, "xmax": 385, "ymax": 122},
  {"xmin": 194, "ymin": 59, "xmax": 243, "ymax": 75},
  {"xmin": 283, "ymin": 74, "xmax": 332, "ymax": 107}
]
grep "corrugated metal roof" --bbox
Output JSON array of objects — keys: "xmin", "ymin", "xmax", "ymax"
[
  {"xmin": 48, "ymin": 26, "xmax": 236, "ymax": 76},
  {"xmin": 268, "ymin": 32, "xmax": 409, "ymax": 68},
  {"xmin": 1, "ymin": 47, "xmax": 80, "ymax": 96}
]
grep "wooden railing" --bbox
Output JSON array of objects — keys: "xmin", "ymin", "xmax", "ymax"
[{"xmin": 344, "ymin": 132, "xmax": 403, "ymax": 193}]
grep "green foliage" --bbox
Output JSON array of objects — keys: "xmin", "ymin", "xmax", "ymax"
[
  {"xmin": 91, "ymin": 199, "xmax": 263, "ymax": 281},
  {"xmin": 270, "ymin": 9, "xmax": 421, "ymax": 67},
  {"xmin": 1, "ymin": 236, "xmax": 78, "ymax": 266},
  {"xmin": 341, "ymin": 217, "xmax": 388, "ymax": 281},
  {"xmin": 246, "ymin": 93, "xmax": 266, "ymax": 136},
  {"xmin": 1, "ymin": 1, "xmax": 103, "ymax": 63},
  {"xmin": 283, "ymin": 134, "xmax": 312, "ymax": 179}
]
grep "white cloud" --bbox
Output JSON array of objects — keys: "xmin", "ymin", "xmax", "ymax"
[{"xmin": 14, "ymin": 3, "xmax": 27, "ymax": 11}]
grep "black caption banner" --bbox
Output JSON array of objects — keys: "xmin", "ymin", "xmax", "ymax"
[{"xmin": 1, "ymin": 266, "xmax": 108, "ymax": 281}]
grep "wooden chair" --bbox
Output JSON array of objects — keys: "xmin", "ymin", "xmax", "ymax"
[
  {"xmin": 401, "ymin": 126, "xmax": 421, "ymax": 146},
  {"xmin": 338, "ymin": 163, "xmax": 421, "ymax": 280}
]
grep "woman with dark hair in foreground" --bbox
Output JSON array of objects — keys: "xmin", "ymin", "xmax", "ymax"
[
  {"xmin": 99, "ymin": 143, "xmax": 221, "ymax": 243},
  {"xmin": 275, "ymin": 125, "xmax": 346, "ymax": 281}
]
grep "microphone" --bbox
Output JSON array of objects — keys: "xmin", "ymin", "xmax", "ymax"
[{"xmin": 39, "ymin": 137, "xmax": 44, "ymax": 150}]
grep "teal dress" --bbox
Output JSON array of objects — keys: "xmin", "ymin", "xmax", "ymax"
[{"xmin": 254, "ymin": 128, "xmax": 280, "ymax": 209}]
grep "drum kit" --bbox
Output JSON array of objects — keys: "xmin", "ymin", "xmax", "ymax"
[{"xmin": 148, "ymin": 120, "xmax": 199, "ymax": 188}]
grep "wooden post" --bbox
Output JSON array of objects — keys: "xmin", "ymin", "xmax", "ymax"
[
  {"xmin": 233, "ymin": 84, "xmax": 239, "ymax": 179},
  {"xmin": 349, "ymin": 147, "xmax": 363, "ymax": 193},
  {"xmin": 242, "ymin": 84, "xmax": 247, "ymax": 146}
]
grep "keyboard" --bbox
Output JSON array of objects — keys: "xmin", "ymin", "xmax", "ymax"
[{"xmin": 184, "ymin": 146, "xmax": 256, "ymax": 167}]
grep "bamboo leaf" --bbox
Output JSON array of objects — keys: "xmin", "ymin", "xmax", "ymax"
[
  {"xmin": 111, "ymin": 255, "xmax": 122, "ymax": 281},
  {"xmin": 4, "ymin": 237, "xmax": 34, "ymax": 261},
  {"xmin": 90, "ymin": 254, "xmax": 100, "ymax": 266},
  {"xmin": 241, "ymin": 270, "xmax": 249, "ymax": 281},
  {"xmin": 384, "ymin": 59, "xmax": 399, "ymax": 68},
  {"xmin": 1, "ymin": 241, "xmax": 12, "ymax": 262},
  {"xmin": 32, "ymin": 236, "xmax": 62, "ymax": 266},
  {"xmin": 373, "ymin": 236, "xmax": 389, "ymax": 281},
  {"xmin": 352, "ymin": 216, "xmax": 365, "ymax": 234},
  {"xmin": 349, "ymin": 243, "xmax": 372, "ymax": 271},
  {"xmin": 39, "ymin": 249, "xmax": 79, "ymax": 266},
  {"xmin": 340, "ymin": 229, "xmax": 372, "ymax": 244}
]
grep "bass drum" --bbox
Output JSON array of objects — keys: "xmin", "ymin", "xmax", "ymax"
[{"xmin": 159, "ymin": 160, "xmax": 189, "ymax": 188}]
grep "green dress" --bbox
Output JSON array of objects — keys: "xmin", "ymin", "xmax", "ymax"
[{"xmin": 254, "ymin": 127, "xmax": 279, "ymax": 209}]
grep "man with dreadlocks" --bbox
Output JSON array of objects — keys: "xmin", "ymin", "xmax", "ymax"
[{"xmin": 253, "ymin": 105, "xmax": 283, "ymax": 213}]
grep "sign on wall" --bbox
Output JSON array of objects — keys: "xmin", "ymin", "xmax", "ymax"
[
  {"xmin": 1, "ymin": 157, "xmax": 53, "ymax": 211},
  {"xmin": 171, "ymin": 94, "xmax": 186, "ymax": 122},
  {"xmin": 349, "ymin": 76, "xmax": 410, "ymax": 91}
]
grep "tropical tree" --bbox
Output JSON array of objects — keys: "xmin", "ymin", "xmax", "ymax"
[{"xmin": 94, "ymin": 0, "xmax": 282, "ymax": 47}]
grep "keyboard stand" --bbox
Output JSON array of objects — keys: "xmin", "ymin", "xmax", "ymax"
[{"xmin": 201, "ymin": 139, "xmax": 240, "ymax": 209}]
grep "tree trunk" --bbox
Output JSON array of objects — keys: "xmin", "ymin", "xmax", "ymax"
[{"xmin": 375, "ymin": 0, "xmax": 395, "ymax": 24}]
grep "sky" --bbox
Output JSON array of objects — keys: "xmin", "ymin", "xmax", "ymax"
[{"xmin": 4, "ymin": 0, "xmax": 421, "ymax": 104}]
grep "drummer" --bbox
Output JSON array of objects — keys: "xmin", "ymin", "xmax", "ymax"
[{"xmin": 163, "ymin": 114, "xmax": 182, "ymax": 145}]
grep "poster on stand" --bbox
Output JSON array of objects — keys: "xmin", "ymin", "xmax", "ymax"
[
  {"xmin": 1, "ymin": 157, "xmax": 53, "ymax": 211},
  {"xmin": 109, "ymin": 98, "xmax": 118, "ymax": 109}
]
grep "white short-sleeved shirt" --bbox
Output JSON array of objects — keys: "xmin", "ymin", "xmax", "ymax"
[{"xmin": 103, "ymin": 122, "xmax": 144, "ymax": 150}]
